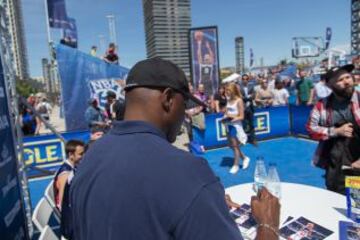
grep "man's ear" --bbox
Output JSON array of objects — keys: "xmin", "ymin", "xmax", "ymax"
[{"xmin": 161, "ymin": 88, "xmax": 175, "ymax": 112}]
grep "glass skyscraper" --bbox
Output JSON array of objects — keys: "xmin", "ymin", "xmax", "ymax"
[{"xmin": 142, "ymin": 0, "xmax": 191, "ymax": 75}]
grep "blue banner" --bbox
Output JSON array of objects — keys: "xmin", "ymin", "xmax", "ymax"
[
  {"xmin": 47, "ymin": 0, "xmax": 69, "ymax": 29},
  {"xmin": 250, "ymin": 48, "xmax": 254, "ymax": 67},
  {"xmin": 56, "ymin": 44, "xmax": 129, "ymax": 131},
  {"xmin": 63, "ymin": 18, "xmax": 77, "ymax": 48},
  {"xmin": 279, "ymin": 64, "xmax": 297, "ymax": 79},
  {"xmin": 290, "ymin": 104, "xmax": 312, "ymax": 136},
  {"xmin": 325, "ymin": 27, "xmax": 332, "ymax": 50},
  {"xmin": 0, "ymin": 52, "xmax": 28, "ymax": 239},
  {"xmin": 193, "ymin": 106, "xmax": 291, "ymax": 149},
  {"xmin": 23, "ymin": 131, "xmax": 90, "ymax": 178}
]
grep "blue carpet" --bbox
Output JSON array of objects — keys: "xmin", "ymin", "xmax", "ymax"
[
  {"xmin": 28, "ymin": 137, "xmax": 325, "ymax": 209},
  {"xmin": 202, "ymin": 137, "xmax": 326, "ymax": 188}
]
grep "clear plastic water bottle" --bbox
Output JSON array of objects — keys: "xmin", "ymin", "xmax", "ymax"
[
  {"xmin": 266, "ymin": 163, "xmax": 281, "ymax": 199},
  {"xmin": 254, "ymin": 156, "xmax": 267, "ymax": 193}
]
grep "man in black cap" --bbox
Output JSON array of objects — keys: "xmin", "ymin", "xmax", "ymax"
[
  {"xmin": 307, "ymin": 64, "xmax": 360, "ymax": 194},
  {"xmin": 70, "ymin": 57, "xmax": 280, "ymax": 240},
  {"xmin": 105, "ymin": 91, "xmax": 125, "ymax": 121}
]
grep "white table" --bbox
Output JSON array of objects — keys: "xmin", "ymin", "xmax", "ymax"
[{"xmin": 225, "ymin": 182, "xmax": 352, "ymax": 240}]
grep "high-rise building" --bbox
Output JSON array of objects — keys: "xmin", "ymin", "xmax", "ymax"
[
  {"xmin": 42, "ymin": 58, "xmax": 52, "ymax": 92},
  {"xmin": 6, "ymin": 0, "xmax": 29, "ymax": 80},
  {"xmin": 142, "ymin": 0, "xmax": 191, "ymax": 75},
  {"xmin": 352, "ymin": 0, "xmax": 360, "ymax": 55},
  {"xmin": 235, "ymin": 37, "xmax": 245, "ymax": 74}
]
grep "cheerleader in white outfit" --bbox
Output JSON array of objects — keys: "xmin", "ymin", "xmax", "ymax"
[{"xmin": 222, "ymin": 83, "xmax": 250, "ymax": 174}]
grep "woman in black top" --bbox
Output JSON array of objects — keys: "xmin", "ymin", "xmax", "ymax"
[{"xmin": 213, "ymin": 85, "xmax": 227, "ymax": 113}]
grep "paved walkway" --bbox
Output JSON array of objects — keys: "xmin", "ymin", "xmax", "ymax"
[{"xmin": 39, "ymin": 105, "xmax": 66, "ymax": 134}]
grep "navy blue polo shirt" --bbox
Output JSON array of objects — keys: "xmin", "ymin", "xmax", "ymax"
[{"xmin": 70, "ymin": 121, "xmax": 242, "ymax": 240}]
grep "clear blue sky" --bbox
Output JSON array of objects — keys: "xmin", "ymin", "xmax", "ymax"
[{"xmin": 23, "ymin": 0, "xmax": 351, "ymax": 77}]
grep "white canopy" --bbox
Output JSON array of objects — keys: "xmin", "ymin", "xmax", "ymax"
[{"xmin": 221, "ymin": 73, "xmax": 240, "ymax": 83}]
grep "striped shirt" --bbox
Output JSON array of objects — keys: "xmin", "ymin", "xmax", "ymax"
[{"xmin": 306, "ymin": 89, "xmax": 360, "ymax": 168}]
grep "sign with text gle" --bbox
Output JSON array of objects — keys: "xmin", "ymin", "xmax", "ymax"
[
  {"xmin": 254, "ymin": 112, "xmax": 270, "ymax": 135},
  {"xmin": 23, "ymin": 139, "xmax": 65, "ymax": 170}
]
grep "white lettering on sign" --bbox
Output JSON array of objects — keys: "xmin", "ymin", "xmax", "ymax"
[
  {"xmin": 0, "ymin": 115, "xmax": 9, "ymax": 131},
  {"xmin": 2, "ymin": 175, "xmax": 17, "ymax": 197},
  {"xmin": 4, "ymin": 200, "xmax": 20, "ymax": 227},
  {"xmin": 14, "ymin": 228, "xmax": 25, "ymax": 240},
  {"xmin": 0, "ymin": 87, "xmax": 4, "ymax": 98},
  {"xmin": 88, "ymin": 78, "xmax": 125, "ymax": 109},
  {"xmin": 0, "ymin": 145, "xmax": 12, "ymax": 168}
]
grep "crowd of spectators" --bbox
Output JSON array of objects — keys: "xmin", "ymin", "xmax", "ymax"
[
  {"xmin": 20, "ymin": 93, "xmax": 53, "ymax": 136},
  {"xmin": 194, "ymin": 62, "xmax": 360, "ymax": 116}
]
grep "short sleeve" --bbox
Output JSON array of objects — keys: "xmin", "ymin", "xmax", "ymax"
[
  {"xmin": 308, "ymin": 80, "xmax": 314, "ymax": 88},
  {"xmin": 173, "ymin": 182, "xmax": 243, "ymax": 240},
  {"xmin": 284, "ymin": 89, "xmax": 290, "ymax": 98}
]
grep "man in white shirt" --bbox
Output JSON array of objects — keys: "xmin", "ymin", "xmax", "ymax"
[
  {"xmin": 267, "ymin": 74, "xmax": 276, "ymax": 91},
  {"xmin": 314, "ymin": 78, "xmax": 332, "ymax": 100},
  {"xmin": 272, "ymin": 79, "xmax": 289, "ymax": 106}
]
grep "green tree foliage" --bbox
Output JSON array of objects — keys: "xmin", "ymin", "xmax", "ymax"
[
  {"xmin": 220, "ymin": 71, "xmax": 233, "ymax": 80},
  {"xmin": 15, "ymin": 77, "xmax": 45, "ymax": 98}
]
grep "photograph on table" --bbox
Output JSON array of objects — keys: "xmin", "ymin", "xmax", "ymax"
[
  {"xmin": 339, "ymin": 221, "xmax": 360, "ymax": 240},
  {"xmin": 346, "ymin": 176, "xmax": 360, "ymax": 222},
  {"xmin": 189, "ymin": 26, "xmax": 220, "ymax": 97},
  {"xmin": 229, "ymin": 203, "xmax": 257, "ymax": 237},
  {"xmin": 279, "ymin": 216, "xmax": 333, "ymax": 240}
]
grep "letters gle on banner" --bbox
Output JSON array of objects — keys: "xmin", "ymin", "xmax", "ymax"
[
  {"xmin": 47, "ymin": 0, "xmax": 69, "ymax": 28},
  {"xmin": 56, "ymin": 44, "xmax": 129, "ymax": 131},
  {"xmin": 0, "ymin": 49, "xmax": 28, "ymax": 239},
  {"xmin": 189, "ymin": 26, "xmax": 220, "ymax": 97}
]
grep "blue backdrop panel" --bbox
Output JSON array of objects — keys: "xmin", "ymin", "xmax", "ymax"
[
  {"xmin": 192, "ymin": 113, "xmax": 227, "ymax": 149},
  {"xmin": 56, "ymin": 44, "xmax": 129, "ymax": 131},
  {"xmin": 193, "ymin": 106, "xmax": 290, "ymax": 149},
  {"xmin": 254, "ymin": 106, "xmax": 290, "ymax": 139},
  {"xmin": 290, "ymin": 105, "xmax": 312, "ymax": 136},
  {"xmin": 23, "ymin": 131, "xmax": 90, "ymax": 178},
  {"xmin": 0, "ymin": 53, "xmax": 28, "ymax": 239}
]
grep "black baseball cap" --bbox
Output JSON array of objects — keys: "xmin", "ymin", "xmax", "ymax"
[
  {"xmin": 124, "ymin": 57, "xmax": 207, "ymax": 107},
  {"xmin": 323, "ymin": 64, "xmax": 354, "ymax": 83},
  {"xmin": 106, "ymin": 91, "xmax": 117, "ymax": 99}
]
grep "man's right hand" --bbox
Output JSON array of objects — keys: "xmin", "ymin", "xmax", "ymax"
[
  {"xmin": 335, "ymin": 123, "xmax": 353, "ymax": 137},
  {"xmin": 251, "ymin": 188, "xmax": 280, "ymax": 239}
]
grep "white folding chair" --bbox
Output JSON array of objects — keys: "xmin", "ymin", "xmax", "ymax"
[
  {"xmin": 38, "ymin": 225, "xmax": 59, "ymax": 240},
  {"xmin": 45, "ymin": 180, "xmax": 56, "ymax": 207},
  {"xmin": 32, "ymin": 197, "xmax": 60, "ymax": 232},
  {"xmin": 45, "ymin": 180, "xmax": 61, "ymax": 217}
]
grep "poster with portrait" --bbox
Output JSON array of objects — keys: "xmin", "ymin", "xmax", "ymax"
[{"xmin": 189, "ymin": 26, "xmax": 220, "ymax": 97}]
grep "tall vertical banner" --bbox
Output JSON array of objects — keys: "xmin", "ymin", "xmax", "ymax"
[
  {"xmin": 189, "ymin": 26, "xmax": 220, "ymax": 96},
  {"xmin": 56, "ymin": 44, "xmax": 129, "ymax": 131},
  {"xmin": 0, "ymin": 45, "xmax": 28, "ymax": 238},
  {"xmin": 325, "ymin": 27, "xmax": 332, "ymax": 50},
  {"xmin": 63, "ymin": 18, "xmax": 78, "ymax": 48},
  {"xmin": 47, "ymin": 0, "xmax": 69, "ymax": 29},
  {"xmin": 250, "ymin": 48, "xmax": 254, "ymax": 67}
]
